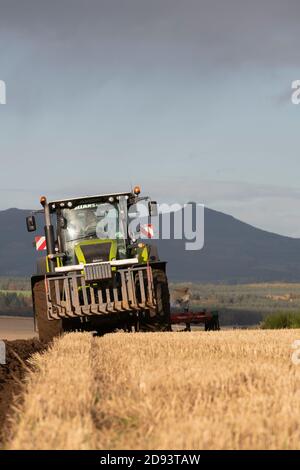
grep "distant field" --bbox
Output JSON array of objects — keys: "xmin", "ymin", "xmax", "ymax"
[
  {"xmin": 170, "ymin": 282, "xmax": 300, "ymax": 326},
  {"xmin": 0, "ymin": 277, "xmax": 30, "ymax": 291},
  {"xmin": 0, "ymin": 290, "xmax": 31, "ymax": 297},
  {"xmin": 0, "ymin": 277, "xmax": 32, "ymax": 317},
  {"xmin": 2, "ymin": 279, "xmax": 300, "ymax": 326},
  {"xmin": 0, "ymin": 316, "xmax": 36, "ymax": 340},
  {"xmin": 5, "ymin": 330, "xmax": 300, "ymax": 450}
]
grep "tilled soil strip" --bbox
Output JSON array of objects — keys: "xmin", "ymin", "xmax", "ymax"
[{"xmin": 0, "ymin": 339, "xmax": 45, "ymax": 447}]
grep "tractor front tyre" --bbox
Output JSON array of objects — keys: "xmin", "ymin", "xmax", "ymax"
[
  {"xmin": 33, "ymin": 279, "xmax": 63, "ymax": 343},
  {"xmin": 140, "ymin": 269, "xmax": 171, "ymax": 332}
]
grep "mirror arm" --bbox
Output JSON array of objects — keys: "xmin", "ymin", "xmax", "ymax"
[{"xmin": 47, "ymin": 253, "xmax": 66, "ymax": 260}]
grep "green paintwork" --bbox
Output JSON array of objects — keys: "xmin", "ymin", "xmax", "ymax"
[
  {"xmin": 74, "ymin": 239, "xmax": 118, "ymax": 264},
  {"xmin": 136, "ymin": 245, "xmax": 149, "ymax": 263}
]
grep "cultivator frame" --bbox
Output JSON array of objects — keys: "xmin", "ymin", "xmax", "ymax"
[{"xmin": 171, "ymin": 310, "xmax": 220, "ymax": 331}]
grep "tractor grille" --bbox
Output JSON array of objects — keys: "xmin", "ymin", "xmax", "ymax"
[
  {"xmin": 84, "ymin": 262, "xmax": 112, "ymax": 281},
  {"xmin": 80, "ymin": 242, "xmax": 111, "ymax": 263}
]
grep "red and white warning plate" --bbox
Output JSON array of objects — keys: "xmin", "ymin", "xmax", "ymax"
[
  {"xmin": 35, "ymin": 236, "xmax": 47, "ymax": 251},
  {"xmin": 140, "ymin": 223, "xmax": 154, "ymax": 239}
]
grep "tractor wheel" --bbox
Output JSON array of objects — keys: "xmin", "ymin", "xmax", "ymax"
[
  {"xmin": 140, "ymin": 269, "xmax": 171, "ymax": 332},
  {"xmin": 33, "ymin": 279, "xmax": 63, "ymax": 343}
]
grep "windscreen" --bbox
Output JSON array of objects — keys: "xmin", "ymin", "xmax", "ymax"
[{"xmin": 59, "ymin": 199, "xmax": 128, "ymax": 264}]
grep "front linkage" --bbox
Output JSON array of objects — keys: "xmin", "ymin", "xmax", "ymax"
[{"xmin": 45, "ymin": 264, "xmax": 157, "ymax": 320}]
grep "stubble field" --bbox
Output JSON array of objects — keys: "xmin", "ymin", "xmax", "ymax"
[{"xmin": 2, "ymin": 329, "xmax": 300, "ymax": 450}]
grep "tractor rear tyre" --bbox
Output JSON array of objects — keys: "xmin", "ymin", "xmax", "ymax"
[{"xmin": 33, "ymin": 279, "xmax": 63, "ymax": 343}]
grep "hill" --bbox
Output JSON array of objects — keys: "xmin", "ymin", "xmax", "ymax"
[
  {"xmin": 156, "ymin": 208, "xmax": 300, "ymax": 282},
  {"xmin": 1, "ymin": 207, "xmax": 300, "ymax": 282}
]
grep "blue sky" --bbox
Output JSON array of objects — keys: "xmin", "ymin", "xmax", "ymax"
[{"xmin": 0, "ymin": 0, "xmax": 300, "ymax": 236}]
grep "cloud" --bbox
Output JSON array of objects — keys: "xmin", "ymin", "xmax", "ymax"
[
  {"xmin": 1, "ymin": 0, "xmax": 300, "ymax": 70},
  {"xmin": 0, "ymin": 1, "xmax": 299, "ymax": 237},
  {"xmin": 151, "ymin": 179, "xmax": 300, "ymax": 203}
]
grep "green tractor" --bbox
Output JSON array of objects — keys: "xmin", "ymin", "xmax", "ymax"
[{"xmin": 26, "ymin": 186, "xmax": 170, "ymax": 342}]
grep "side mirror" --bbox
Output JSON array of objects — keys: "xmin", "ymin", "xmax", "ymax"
[
  {"xmin": 148, "ymin": 201, "xmax": 158, "ymax": 217},
  {"xmin": 26, "ymin": 215, "xmax": 36, "ymax": 232}
]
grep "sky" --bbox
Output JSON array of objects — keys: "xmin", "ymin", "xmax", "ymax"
[{"xmin": 0, "ymin": 0, "xmax": 300, "ymax": 236}]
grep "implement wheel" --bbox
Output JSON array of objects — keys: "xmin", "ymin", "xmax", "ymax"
[{"xmin": 205, "ymin": 315, "xmax": 220, "ymax": 331}]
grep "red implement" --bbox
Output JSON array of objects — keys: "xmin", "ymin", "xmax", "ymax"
[{"xmin": 171, "ymin": 311, "xmax": 220, "ymax": 331}]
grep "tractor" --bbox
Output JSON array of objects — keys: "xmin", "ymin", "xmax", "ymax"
[{"xmin": 26, "ymin": 186, "xmax": 170, "ymax": 342}]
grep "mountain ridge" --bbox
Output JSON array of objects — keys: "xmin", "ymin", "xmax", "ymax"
[{"xmin": 1, "ymin": 207, "xmax": 300, "ymax": 282}]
